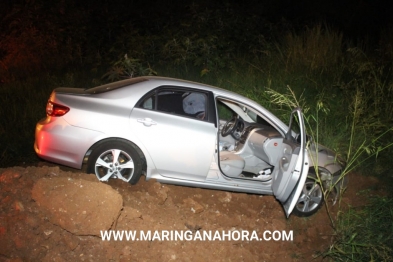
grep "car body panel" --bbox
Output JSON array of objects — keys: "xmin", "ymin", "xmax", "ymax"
[
  {"xmin": 130, "ymin": 107, "xmax": 216, "ymax": 181},
  {"xmin": 34, "ymin": 116, "xmax": 105, "ymax": 168}
]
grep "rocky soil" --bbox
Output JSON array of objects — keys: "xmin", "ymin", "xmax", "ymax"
[{"xmin": 0, "ymin": 164, "xmax": 382, "ymax": 261}]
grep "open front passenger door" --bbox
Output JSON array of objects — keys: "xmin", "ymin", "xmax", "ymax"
[{"xmin": 272, "ymin": 108, "xmax": 309, "ymax": 217}]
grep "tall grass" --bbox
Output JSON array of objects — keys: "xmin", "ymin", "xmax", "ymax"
[
  {"xmin": 278, "ymin": 24, "xmax": 344, "ymax": 75},
  {"xmin": 323, "ymin": 196, "xmax": 393, "ymax": 261}
]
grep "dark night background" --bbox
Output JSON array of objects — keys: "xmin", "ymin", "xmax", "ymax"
[
  {"xmin": 1, "ymin": 0, "xmax": 393, "ymax": 79},
  {"xmin": 2, "ymin": 0, "xmax": 392, "ymax": 37},
  {"xmin": 2, "ymin": 0, "xmax": 392, "ymax": 33}
]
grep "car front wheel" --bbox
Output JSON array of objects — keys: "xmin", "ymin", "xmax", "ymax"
[
  {"xmin": 87, "ymin": 140, "xmax": 142, "ymax": 184},
  {"xmin": 292, "ymin": 171, "xmax": 324, "ymax": 217}
]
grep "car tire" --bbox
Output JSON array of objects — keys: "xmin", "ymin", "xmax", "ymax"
[
  {"xmin": 87, "ymin": 140, "xmax": 142, "ymax": 184},
  {"xmin": 292, "ymin": 171, "xmax": 324, "ymax": 217}
]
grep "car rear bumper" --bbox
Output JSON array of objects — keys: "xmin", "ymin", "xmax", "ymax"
[{"xmin": 34, "ymin": 117, "xmax": 103, "ymax": 169}]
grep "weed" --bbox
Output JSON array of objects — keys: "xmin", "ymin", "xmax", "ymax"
[{"xmin": 323, "ymin": 196, "xmax": 393, "ymax": 261}]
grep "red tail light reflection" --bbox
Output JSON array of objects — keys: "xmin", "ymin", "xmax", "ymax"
[{"xmin": 46, "ymin": 101, "xmax": 70, "ymax": 117}]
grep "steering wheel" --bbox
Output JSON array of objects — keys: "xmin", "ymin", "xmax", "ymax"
[{"xmin": 221, "ymin": 115, "xmax": 239, "ymax": 138}]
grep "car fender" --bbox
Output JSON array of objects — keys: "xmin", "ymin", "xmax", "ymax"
[{"xmin": 84, "ymin": 132, "xmax": 157, "ymax": 176}]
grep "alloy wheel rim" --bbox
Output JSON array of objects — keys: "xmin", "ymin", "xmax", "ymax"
[
  {"xmin": 94, "ymin": 149, "xmax": 135, "ymax": 182},
  {"xmin": 295, "ymin": 180, "xmax": 323, "ymax": 213}
]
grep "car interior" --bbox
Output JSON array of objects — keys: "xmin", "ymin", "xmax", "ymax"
[{"xmin": 217, "ymin": 99, "xmax": 285, "ymax": 182}]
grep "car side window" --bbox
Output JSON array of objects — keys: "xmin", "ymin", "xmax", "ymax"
[
  {"xmin": 142, "ymin": 97, "xmax": 154, "ymax": 109},
  {"xmin": 138, "ymin": 89, "xmax": 207, "ymax": 120}
]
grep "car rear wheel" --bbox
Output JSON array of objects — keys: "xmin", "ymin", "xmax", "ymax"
[
  {"xmin": 87, "ymin": 141, "xmax": 142, "ymax": 184},
  {"xmin": 292, "ymin": 171, "xmax": 324, "ymax": 217}
]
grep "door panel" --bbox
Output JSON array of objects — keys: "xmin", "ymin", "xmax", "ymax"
[
  {"xmin": 130, "ymin": 108, "xmax": 216, "ymax": 181},
  {"xmin": 272, "ymin": 108, "xmax": 309, "ymax": 217}
]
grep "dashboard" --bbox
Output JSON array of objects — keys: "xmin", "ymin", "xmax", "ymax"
[{"xmin": 233, "ymin": 118, "xmax": 284, "ymax": 165}]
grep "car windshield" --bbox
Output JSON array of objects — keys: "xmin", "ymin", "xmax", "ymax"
[
  {"xmin": 219, "ymin": 100, "xmax": 254, "ymax": 122},
  {"xmin": 218, "ymin": 99, "xmax": 278, "ymax": 129}
]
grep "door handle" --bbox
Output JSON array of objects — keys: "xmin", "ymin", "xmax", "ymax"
[{"xmin": 137, "ymin": 118, "xmax": 157, "ymax": 126}]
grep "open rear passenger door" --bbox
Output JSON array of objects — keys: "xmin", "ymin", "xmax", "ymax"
[{"xmin": 272, "ymin": 108, "xmax": 309, "ymax": 217}]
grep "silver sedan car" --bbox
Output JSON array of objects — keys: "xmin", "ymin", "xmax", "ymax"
[{"xmin": 35, "ymin": 76, "xmax": 345, "ymax": 217}]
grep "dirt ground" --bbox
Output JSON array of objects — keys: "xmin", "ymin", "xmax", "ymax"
[{"xmin": 0, "ymin": 163, "xmax": 383, "ymax": 262}]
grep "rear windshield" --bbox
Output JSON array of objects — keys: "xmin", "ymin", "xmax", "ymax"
[{"xmin": 85, "ymin": 78, "xmax": 147, "ymax": 94}]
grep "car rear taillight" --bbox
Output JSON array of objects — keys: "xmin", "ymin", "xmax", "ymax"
[{"xmin": 46, "ymin": 101, "xmax": 70, "ymax": 116}]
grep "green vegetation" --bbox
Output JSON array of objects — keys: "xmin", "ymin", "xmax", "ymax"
[
  {"xmin": 1, "ymin": 2, "xmax": 393, "ymax": 260},
  {"xmin": 324, "ymin": 196, "xmax": 393, "ymax": 261}
]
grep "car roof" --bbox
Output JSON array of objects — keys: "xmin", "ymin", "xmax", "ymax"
[
  {"xmin": 86, "ymin": 76, "xmax": 246, "ymax": 100},
  {"xmin": 89, "ymin": 76, "xmax": 266, "ymax": 114},
  {"xmin": 85, "ymin": 78, "xmax": 148, "ymax": 94},
  {"xmin": 140, "ymin": 76, "xmax": 248, "ymax": 99},
  {"xmin": 91, "ymin": 76, "xmax": 228, "ymax": 92}
]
